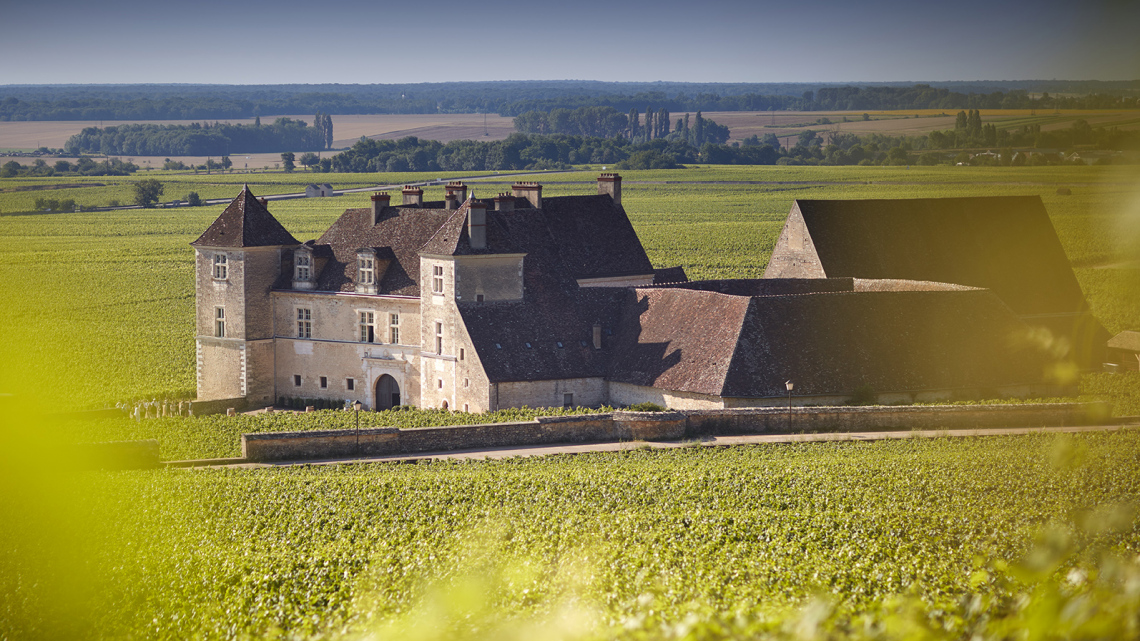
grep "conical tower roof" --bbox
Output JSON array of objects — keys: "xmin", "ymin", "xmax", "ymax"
[{"xmin": 191, "ymin": 186, "xmax": 299, "ymax": 247}]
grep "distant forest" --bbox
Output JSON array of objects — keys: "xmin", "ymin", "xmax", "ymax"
[
  {"xmin": 62, "ymin": 115, "xmax": 334, "ymax": 156},
  {"xmin": 1, "ymin": 80, "xmax": 1136, "ymax": 121}
]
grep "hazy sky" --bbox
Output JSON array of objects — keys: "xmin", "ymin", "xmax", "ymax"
[{"xmin": 1, "ymin": 0, "xmax": 1136, "ymax": 84}]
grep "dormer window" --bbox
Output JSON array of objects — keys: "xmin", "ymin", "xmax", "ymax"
[
  {"xmin": 355, "ymin": 249, "xmax": 378, "ymax": 294},
  {"xmin": 213, "ymin": 254, "xmax": 227, "ymax": 280},
  {"xmin": 295, "ymin": 254, "xmax": 310, "ymax": 281}
]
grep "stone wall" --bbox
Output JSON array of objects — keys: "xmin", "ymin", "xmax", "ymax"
[
  {"xmin": 189, "ymin": 396, "xmax": 249, "ymax": 416},
  {"xmin": 238, "ymin": 402, "xmax": 1111, "ymax": 463}
]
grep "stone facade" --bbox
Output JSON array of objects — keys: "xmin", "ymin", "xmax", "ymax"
[{"xmin": 194, "ymin": 184, "xmax": 1089, "ymax": 413}]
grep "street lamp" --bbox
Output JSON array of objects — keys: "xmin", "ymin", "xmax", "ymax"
[
  {"xmin": 785, "ymin": 380, "xmax": 794, "ymax": 431},
  {"xmin": 353, "ymin": 400, "xmax": 362, "ymax": 453}
]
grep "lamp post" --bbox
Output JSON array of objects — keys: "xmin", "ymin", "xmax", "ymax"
[
  {"xmin": 353, "ymin": 400, "xmax": 362, "ymax": 454},
  {"xmin": 785, "ymin": 380, "xmax": 794, "ymax": 431}
]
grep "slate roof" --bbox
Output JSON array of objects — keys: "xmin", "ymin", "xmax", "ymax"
[
  {"xmin": 540, "ymin": 195, "xmax": 654, "ymax": 279},
  {"xmin": 191, "ymin": 186, "xmax": 299, "ymax": 248},
  {"xmin": 792, "ymin": 196, "xmax": 1088, "ymax": 316},
  {"xmin": 606, "ymin": 285, "xmax": 1049, "ymax": 398}
]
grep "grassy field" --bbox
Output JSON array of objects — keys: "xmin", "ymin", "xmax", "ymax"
[
  {"xmin": 0, "ymin": 164, "xmax": 1136, "ymax": 411},
  {"xmin": 4, "ymin": 423, "xmax": 1139, "ymax": 639}
]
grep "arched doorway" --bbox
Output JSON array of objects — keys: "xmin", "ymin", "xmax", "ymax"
[{"xmin": 375, "ymin": 374, "xmax": 400, "ymax": 410}]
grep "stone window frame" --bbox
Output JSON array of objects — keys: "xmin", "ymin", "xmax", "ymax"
[
  {"xmin": 346, "ymin": 378, "xmax": 355, "ymax": 391},
  {"xmin": 212, "ymin": 253, "xmax": 228, "ymax": 280},
  {"xmin": 214, "ymin": 306, "xmax": 226, "ymax": 338},
  {"xmin": 294, "ymin": 252, "xmax": 311, "ymax": 281},
  {"xmin": 319, "ymin": 376, "xmax": 328, "ymax": 389},
  {"xmin": 434, "ymin": 321, "xmax": 444, "ymax": 355},
  {"xmin": 358, "ymin": 256, "xmax": 375, "ymax": 286},
  {"xmin": 358, "ymin": 310, "xmax": 376, "ymax": 343},
  {"xmin": 432, "ymin": 264, "xmax": 444, "ymax": 294},
  {"xmin": 293, "ymin": 374, "xmax": 302, "ymax": 387},
  {"xmin": 564, "ymin": 393, "xmax": 574, "ymax": 408},
  {"xmin": 296, "ymin": 307, "xmax": 312, "ymax": 339},
  {"xmin": 389, "ymin": 312, "xmax": 400, "ymax": 345}
]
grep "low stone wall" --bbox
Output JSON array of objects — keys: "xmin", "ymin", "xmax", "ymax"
[
  {"xmin": 239, "ymin": 403, "xmax": 1113, "ymax": 463},
  {"xmin": 189, "ymin": 397, "xmax": 249, "ymax": 416},
  {"xmin": 684, "ymin": 402, "xmax": 1113, "ymax": 436}
]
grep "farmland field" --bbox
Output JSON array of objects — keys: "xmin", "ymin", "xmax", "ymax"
[
  {"xmin": 4, "ymin": 419, "xmax": 1140, "ymax": 639},
  {"xmin": 0, "ymin": 164, "xmax": 1137, "ymax": 411}
]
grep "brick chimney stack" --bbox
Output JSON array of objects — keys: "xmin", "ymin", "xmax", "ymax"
[
  {"xmin": 370, "ymin": 192, "xmax": 390, "ymax": 224},
  {"xmin": 597, "ymin": 172, "xmax": 622, "ymax": 205},
  {"xmin": 401, "ymin": 185, "xmax": 423, "ymax": 206},
  {"xmin": 493, "ymin": 193, "xmax": 515, "ymax": 212},
  {"xmin": 467, "ymin": 201, "xmax": 487, "ymax": 250},
  {"xmin": 512, "ymin": 182, "xmax": 542, "ymax": 209},
  {"xmin": 444, "ymin": 181, "xmax": 467, "ymax": 210}
]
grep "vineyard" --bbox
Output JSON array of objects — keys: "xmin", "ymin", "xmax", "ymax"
[
  {"xmin": 0, "ymin": 164, "xmax": 1136, "ymax": 412},
  {"xmin": 4, "ymin": 424, "xmax": 1140, "ymax": 639}
]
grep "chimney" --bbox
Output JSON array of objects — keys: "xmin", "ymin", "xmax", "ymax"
[
  {"xmin": 445, "ymin": 181, "xmax": 467, "ymax": 210},
  {"xmin": 402, "ymin": 185, "xmax": 423, "ymax": 206},
  {"xmin": 370, "ymin": 192, "xmax": 390, "ymax": 224},
  {"xmin": 512, "ymin": 182, "xmax": 542, "ymax": 209},
  {"xmin": 467, "ymin": 201, "xmax": 487, "ymax": 250},
  {"xmin": 259, "ymin": 198, "xmax": 269, "ymax": 208},
  {"xmin": 592, "ymin": 323, "xmax": 602, "ymax": 350},
  {"xmin": 597, "ymin": 172, "xmax": 622, "ymax": 205},
  {"xmin": 493, "ymin": 193, "xmax": 515, "ymax": 212}
]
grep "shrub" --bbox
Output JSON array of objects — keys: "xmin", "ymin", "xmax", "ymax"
[{"xmin": 627, "ymin": 402, "xmax": 665, "ymax": 412}]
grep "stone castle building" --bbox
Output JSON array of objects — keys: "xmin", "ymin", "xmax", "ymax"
[{"xmin": 192, "ymin": 177, "xmax": 1090, "ymax": 411}]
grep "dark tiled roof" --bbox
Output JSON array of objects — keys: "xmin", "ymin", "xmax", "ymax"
[
  {"xmin": 721, "ymin": 289, "xmax": 1047, "ymax": 398},
  {"xmin": 458, "ymin": 288, "xmax": 627, "ymax": 382},
  {"xmin": 608, "ymin": 288, "xmax": 750, "ymax": 396},
  {"xmin": 794, "ymin": 196, "xmax": 1088, "ymax": 316},
  {"xmin": 652, "ymin": 278, "xmax": 858, "ymax": 296},
  {"xmin": 418, "ymin": 200, "xmax": 524, "ymax": 257},
  {"xmin": 313, "ymin": 206, "xmax": 453, "ymax": 296},
  {"xmin": 540, "ymin": 195, "xmax": 654, "ymax": 279},
  {"xmin": 653, "ymin": 266, "xmax": 689, "ymax": 284},
  {"xmin": 1108, "ymin": 331, "xmax": 1140, "ymax": 352},
  {"xmin": 191, "ymin": 186, "xmax": 299, "ymax": 248},
  {"xmin": 606, "ymin": 286, "xmax": 1049, "ymax": 398}
]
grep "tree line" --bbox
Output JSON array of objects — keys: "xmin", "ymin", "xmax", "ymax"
[
  {"xmin": 514, "ymin": 106, "xmax": 729, "ymax": 146},
  {"xmin": 1, "ymin": 157, "xmax": 138, "ymax": 178},
  {"xmin": 3, "ymin": 81, "xmax": 1135, "ymax": 121},
  {"xmin": 62, "ymin": 117, "xmax": 331, "ymax": 156}
]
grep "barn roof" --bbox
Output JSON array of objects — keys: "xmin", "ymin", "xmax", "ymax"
[
  {"xmin": 1108, "ymin": 331, "xmax": 1140, "ymax": 353},
  {"xmin": 792, "ymin": 196, "xmax": 1088, "ymax": 316},
  {"xmin": 191, "ymin": 186, "xmax": 299, "ymax": 248},
  {"xmin": 605, "ymin": 284, "xmax": 1048, "ymax": 398}
]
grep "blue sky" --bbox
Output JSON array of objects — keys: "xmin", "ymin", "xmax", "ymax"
[{"xmin": 1, "ymin": 0, "xmax": 1136, "ymax": 84}]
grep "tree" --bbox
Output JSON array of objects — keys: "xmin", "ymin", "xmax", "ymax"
[
  {"xmin": 221, "ymin": 156, "xmax": 232, "ymax": 171},
  {"xmin": 186, "ymin": 191, "xmax": 202, "ymax": 207},
  {"xmin": 281, "ymin": 152, "xmax": 295, "ymax": 172},
  {"xmin": 133, "ymin": 179, "xmax": 164, "ymax": 208},
  {"xmin": 299, "ymin": 152, "xmax": 320, "ymax": 170}
]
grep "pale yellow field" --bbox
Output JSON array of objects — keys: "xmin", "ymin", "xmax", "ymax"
[{"xmin": 0, "ymin": 113, "xmax": 518, "ymax": 152}]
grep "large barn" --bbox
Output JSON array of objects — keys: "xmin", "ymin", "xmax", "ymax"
[{"xmin": 192, "ymin": 178, "xmax": 1083, "ymax": 411}]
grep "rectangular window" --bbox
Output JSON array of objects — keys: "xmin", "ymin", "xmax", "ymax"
[
  {"xmin": 476, "ymin": 294, "xmax": 484, "ymax": 302},
  {"xmin": 293, "ymin": 374, "xmax": 301, "ymax": 387},
  {"xmin": 459, "ymin": 348, "xmax": 465, "ymax": 361},
  {"xmin": 346, "ymin": 378, "xmax": 355, "ymax": 391},
  {"xmin": 296, "ymin": 308, "xmax": 312, "ymax": 339},
  {"xmin": 319, "ymin": 376, "xmax": 328, "ymax": 389},
  {"xmin": 464, "ymin": 378, "xmax": 469, "ymax": 388},
  {"xmin": 295, "ymin": 254, "xmax": 310, "ymax": 281},
  {"xmin": 389, "ymin": 313, "xmax": 400, "ymax": 345},
  {"xmin": 214, "ymin": 307, "xmax": 226, "ymax": 337},
  {"xmin": 359, "ymin": 311, "xmax": 375, "ymax": 343},
  {"xmin": 213, "ymin": 254, "xmax": 227, "ymax": 280},
  {"xmin": 564, "ymin": 393, "xmax": 574, "ymax": 408},
  {"xmin": 464, "ymin": 404, "xmax": 469, "ymax": 412},
  {"xmin": 438, "ymin": 379, "xmax": 443, "ymax": 389},
  {"xmin": 435, "ymin": 321, "xmax": 443, "ymax": 355},
  {"xmin": 359, "ymin": 257, "xmax": 375, "ymax": 285},
  {"xmin": 432, "ymin": 265, "xmax": 444, "ymax": 294}
]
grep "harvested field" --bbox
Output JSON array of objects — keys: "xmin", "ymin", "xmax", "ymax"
[{"xmin": 0, "ymin": 113, "xmax": 518, "ymax": 153}]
